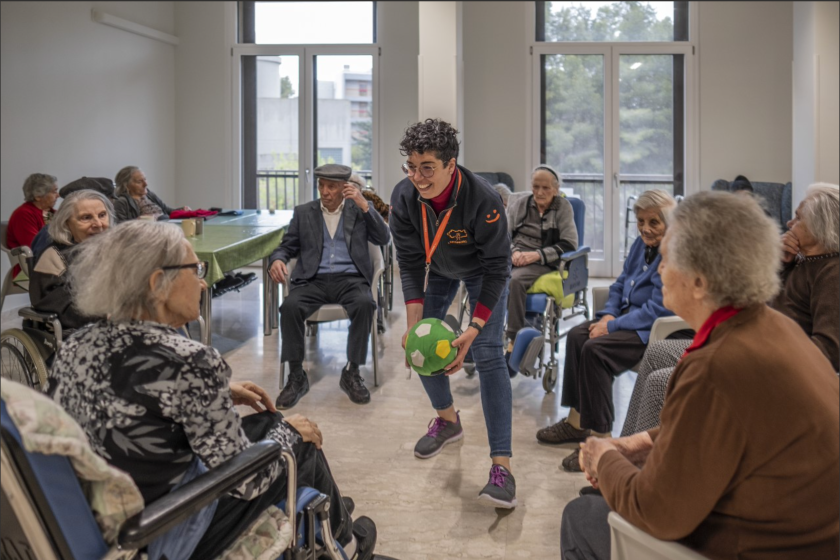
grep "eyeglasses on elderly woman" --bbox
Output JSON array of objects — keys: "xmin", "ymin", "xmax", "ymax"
[{"xmin": 161, "ymin": 261, "xmax": 209, "ymax": 279}]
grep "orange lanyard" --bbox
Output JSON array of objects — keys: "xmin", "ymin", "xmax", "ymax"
[{"xmin": 421, "ymin": 169, "xmax": 461, "ymax": 291}]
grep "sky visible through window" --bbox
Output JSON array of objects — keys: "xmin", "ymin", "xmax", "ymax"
[{"xmin": 255, "ymin": 2, "xmax": 373, "ymax": 96}]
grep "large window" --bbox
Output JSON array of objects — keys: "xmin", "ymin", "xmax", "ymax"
[
  {"xmin": 534, "ymin": 1, "xmax": 694, "ymax": 276},
  {"xmin": 237, "ymin": 2, "xmax": 377, "ymax": 209}
]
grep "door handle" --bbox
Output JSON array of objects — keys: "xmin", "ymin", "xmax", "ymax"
[
  {"xmin": 613, "ymin": 172, "xmax": 619, "ymax": 190},
  {"xmin": 305, "ymin": 168, "xmax": 311, "ymax": 185}
]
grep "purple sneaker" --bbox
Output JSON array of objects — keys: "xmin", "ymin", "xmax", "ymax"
[
  {"xmin": 478, "ymin": 465, "xmax": 517, "ymax": 509},
  {"xmin": 414, "ymin": 413, "xmax": 464, "ymax": 458}
]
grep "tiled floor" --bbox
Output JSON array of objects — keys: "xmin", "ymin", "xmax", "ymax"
[{"xmin": 1, "ymin": 267, "xmax": 633, "ymax": 559}]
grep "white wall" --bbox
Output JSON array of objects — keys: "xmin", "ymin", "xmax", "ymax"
[
  {"xmin": 377, "ymin": 2, "xmax": 419, "ymax": 198},
  {"xmin": 1, "ymin": 1, "xmax": 176, "ymax": 308},
  {"xmin": 173, "ymin": 1, "xmax": 232, "ymax": 208},
  {"xmin": 462, "ymin": 1, "xmax": 529, "ymax": 190},
  {"xmin": 697, "ymin": 2, "xmax": 793, "ymax": 190},
  {"xmin": 418, "ymin": 2, "xmax": 460, "ymax": 128},
  {"xmin": 792, "ymin": 1, "xmax": 839, "ymax": 204},
  {"xmin": 1, "ymin": 1, "xmax": 177, "ymax": 216}
]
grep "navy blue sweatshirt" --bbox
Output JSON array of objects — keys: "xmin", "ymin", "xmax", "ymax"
[{"xmin": 389, "ymin": 165, "xmax": 512, "ymax": 316}]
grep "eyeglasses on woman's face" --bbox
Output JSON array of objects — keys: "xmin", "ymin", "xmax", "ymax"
[
  {"xmin": 401, "ymin": 163, "xmax": 438, "ymax": 179},
  {"xmin": 161, "ymin": 261, "xmax": 209, "ymax": 279}
]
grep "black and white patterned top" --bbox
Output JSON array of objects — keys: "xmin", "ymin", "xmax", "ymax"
[{"xmin": 48, "ymin": 320, "xmax": 299, "ymax": 504}]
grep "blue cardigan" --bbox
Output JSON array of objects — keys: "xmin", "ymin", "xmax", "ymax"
[{"xmin": 596, "ymin": 237, "xmax": 673, "ymax": 344}]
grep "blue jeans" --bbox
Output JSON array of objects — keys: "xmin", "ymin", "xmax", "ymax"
[{"xmin": 420, "ymin": 272, "xmax": 512, "ymax": 458}]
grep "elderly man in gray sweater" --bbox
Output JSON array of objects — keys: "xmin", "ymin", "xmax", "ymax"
[{"xmin": 505, "ymin": 165, "xmax": 578, "ymax": 363}]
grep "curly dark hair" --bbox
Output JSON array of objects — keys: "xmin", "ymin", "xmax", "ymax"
[{"xmin": 399, "ymin": 118, "xmax": 460, "ymax": 163}]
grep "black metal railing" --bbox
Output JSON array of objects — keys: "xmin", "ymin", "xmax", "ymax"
[
  {"xmin": 560, "ymin": 173, "xmax": 676, "ymax": 255},
  {"xmin": 256, "ymin": 170, "xmax": 374, "ymax": 210}
]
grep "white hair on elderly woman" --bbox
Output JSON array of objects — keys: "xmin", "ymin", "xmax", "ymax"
[
  {"xmin": 666, "ymin": 191, "xmax": 782, "ymax": 309},
  {"xmin": 48, "ymin": 190, "xmax": 116, "ymax": 246},
  {"xmin": 22, "ymin": 173, "xmax": 57, "ymax": 202},
  {"xmin": 800, "ymin": 183, "xmax": 839, "ymax": 253},
  {"xmin": 68, "ymin": 221, "xmax": 189, "ymax": 322},
  {"xmin": 633, "ymin": 189, "xmax": 677, "ymax": 225}
]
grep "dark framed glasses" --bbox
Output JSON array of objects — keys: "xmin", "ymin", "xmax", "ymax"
[{"xmin": 161, "ymin": 261, "xmax": 209, "ymax": 279}]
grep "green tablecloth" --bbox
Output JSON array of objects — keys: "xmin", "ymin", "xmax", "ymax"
[
  {"xmin": 188, "ymin": 226, "xmax": 285, "ymax": 286},
  {"xmin": 204, "ymin": 210, "xmax": 294, "ymax": 228}
]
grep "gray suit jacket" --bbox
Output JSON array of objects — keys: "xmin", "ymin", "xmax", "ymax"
[{"xmin": 269, "ymin": 199, "xmax": 390, "ymax": 286}]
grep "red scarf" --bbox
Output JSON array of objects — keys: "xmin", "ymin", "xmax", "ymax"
[{"xmin": 682, "ymin": 306, "xmax": 741, "ymax": 358}]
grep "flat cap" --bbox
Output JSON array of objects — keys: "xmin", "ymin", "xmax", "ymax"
[{"xmin": 314, "ymin": 163, "xmax": 352, "ymax": 182}]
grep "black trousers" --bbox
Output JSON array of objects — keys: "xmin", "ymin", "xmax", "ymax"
[
  {"xmin": 280, "ymin": 274, "xmax": 375, "ymax": 365},
  {"xmin": 189, "ymin": 412, "xmax": 352, "ymax": 559},
  {"xmin": 560, "ymin": 495, "xmax": 611, "ymax": 560},
  {"xmin": 560, "ymin": 320, "xmax": 646, "ymax": 433}
]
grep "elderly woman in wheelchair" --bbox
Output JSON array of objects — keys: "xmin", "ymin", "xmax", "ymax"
[
  {"xmin": 45, "ymin": 220, "xmax": 377, "ymax": 560},
  {"xmin": 536, "ymin": 190, "xmax": 679, "ymax": 472},
  {"xmin": 0, "ymin": 190, "xmax": 114, "ymax": 390},
  {"xmin": 504, "ymin": 165, "xmax": 578, "ymax": 372}
]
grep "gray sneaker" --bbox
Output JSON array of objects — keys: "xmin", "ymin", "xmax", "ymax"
[
  {"xmin": 478, "ymin": 465, "xmax": 517, "ymax": 509},
  {"xmin": 414, "ymin": 413, "xmax": 464, "ymax": 458}
]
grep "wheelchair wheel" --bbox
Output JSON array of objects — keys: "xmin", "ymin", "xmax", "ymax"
[
  {"xmin": 542, "ymin": 364, "xmax": 558, "ymax": 393},
  {"xmin": 1, "ymin": 328, "xmax": 49, "ymax": 391}
]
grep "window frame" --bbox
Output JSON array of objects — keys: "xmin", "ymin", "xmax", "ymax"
[{"xmin": 529, "ymin": 2, "xmax": 699, "ymax": 276}]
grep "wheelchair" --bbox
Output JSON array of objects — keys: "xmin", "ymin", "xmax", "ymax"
[
  {"xmin": 0, "ymin": 384, "xmax": 361, "ymax": 560},
  {"xmin": 0, "ymin": 246, "xmax": 61, "ymax": 392},
  {"xmin": 507, "ymin": 196, "xmax": 591, "ymax": 392}
]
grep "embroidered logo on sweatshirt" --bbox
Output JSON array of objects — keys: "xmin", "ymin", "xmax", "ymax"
[
  {"xmin": 485, "ymin": 209, "xmax": 501, "ymax": 224},
  {"xmin": 447, "ymin": 229, "xmax": 468, "ymax": 244}
]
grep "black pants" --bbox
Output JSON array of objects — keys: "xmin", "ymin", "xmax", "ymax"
[
  {"xmin": 560, "ymin": 495, "xmax": 611, "ymax": 560},
  {"xmin": 189, "ymin": 412, "xmax": 352, "ymax": 559},
  {"xmin": 280, "ymin": 274, "xmax": 374, "ymax": 365},
  {"xmin": 560, "ymin": 320, "xmax": 646, "ymax": 433}
]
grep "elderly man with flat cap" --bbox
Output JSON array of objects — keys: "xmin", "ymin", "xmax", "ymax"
[{"xmin": 269, "ymin": 163, "xmax": 391, "ymax": 408}]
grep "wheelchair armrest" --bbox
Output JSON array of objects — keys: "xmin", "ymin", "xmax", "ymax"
[
  {"xmin": 17, "ymin": 307, "xmax": 58, "ymax": 324},
  {"xmin": 559, "ymin": 246, "xmax": 591, "ymax": 263},
  {"xmin": 608, "ymin": 512, "xmax": 707, "ymax": 560},
  {"xmin": 650, "ymin": 316, "xmax": 691, "ymax": 345},
  {"xmin": 118, "ymin": 439, "xmax": 284, "ymax": 549},
  {"xmin": 10, "ymin": 246, "xmax": 33, "ymax": 258},
  {"xmin": 592, "ymin": 286, "xmax": 609, "ymax": 314}
]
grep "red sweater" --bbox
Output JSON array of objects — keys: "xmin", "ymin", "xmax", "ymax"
[{"xmin": 7, "ymin": 202, "xmax": 54, "ymax": 276}]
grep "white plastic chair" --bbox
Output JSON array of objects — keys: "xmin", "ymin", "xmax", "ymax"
[
  {"xmin": 609, "ymin": 512, "xmax": 707, "ymax": 560},
  {"xmin": 279, "ymin": 243, "xmax": 384, "ymax": 388},
  {"xmin": 592, "ymin": 286, "xmax": 690, "ymax": 352}
]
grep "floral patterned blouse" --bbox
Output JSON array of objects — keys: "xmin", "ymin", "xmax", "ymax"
[{"xmin": 48, "ymin": 320, "xmax": 299, "ymax": 504}]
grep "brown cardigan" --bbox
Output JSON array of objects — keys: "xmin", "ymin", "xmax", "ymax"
[
  {"xmin": 772, "ymin": 254, "xmax": 839, "ymax": 371},
  {"xmin": 599, "ymin": 304, "xmax": 840, "ymax": 559}
]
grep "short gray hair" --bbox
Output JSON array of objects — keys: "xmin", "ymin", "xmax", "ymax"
[
  {"xmin": 22, "ymin": 173, "xmax": 57, "ymax": 203},
  {"xmin": 633, "ymin": 190, "xmax": 677, "ymax": 226},
  {"xmin": 492, "ymin": 183, "xmax": 512, "ymax": 205},
  {"xmin": 666, "ymin": 191, "xmax": 781, "ymax": 308},
  {"xmin": 531, "ymin": 165, "xmax": 561, "ymax": 189},
  {"xmin": 48, "ymin": 190, "xmax": 115, "ymax": 245},
  {"xmin": 114, "ymin": 166, "xmax": 139, "ymax": 197},
  {"xmin": 68, "ymin": 221, "xmax": 189, "ymax": 322},
  {"xmin": 348, "ymin": 173, "xmax": 366, "ymax": 190},
  {"xmin": 800, "ymin": 183, "xmax": 839, "ymax": 253}
]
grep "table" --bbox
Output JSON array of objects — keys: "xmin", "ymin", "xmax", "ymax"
[{"xmin": 185, "ymin": 213, "xmax": 292, "ymax": 345}]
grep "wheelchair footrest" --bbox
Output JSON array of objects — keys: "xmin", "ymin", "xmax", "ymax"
[
  {"xmin": 520, "ymin": 336, "xmax": 546, "ymax": 378},
  {"xmin": 509, "ymin": 327, "xmax": 541, "ymax": 375}
]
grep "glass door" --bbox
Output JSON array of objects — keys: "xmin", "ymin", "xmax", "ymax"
[
  {"xmin": 536, "ymin": 45, "xmax": 691, "ymax": 277},
  {"xmin": 237, "ymin": 47, "xmax": 377, "ymax": 208}
]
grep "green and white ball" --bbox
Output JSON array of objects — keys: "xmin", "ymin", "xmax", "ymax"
[{"xmin": 405, "ymin": 318, "xmax": 457, "ymax": 376}]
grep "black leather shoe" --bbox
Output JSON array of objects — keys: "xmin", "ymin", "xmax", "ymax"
[
  {"xmin": 276, "ymin": 369, "xmax": 309, "ymax": 410},
  {"xmin": 340, "ymin": 365, "xmax": 370, "ymax": 405},
  {"xmin": 234, "ymin": 271, "xmax": 257, "ymax": 288},
  {"xmin": 342, "ymin": 496, "xmax": 355, "ymax": 516}
]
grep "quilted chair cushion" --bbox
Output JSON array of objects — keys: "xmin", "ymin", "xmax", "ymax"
[
  {"xmin": 475, "ymin": 172, "xmax": 515, "ymax": 191},
  {"xmin": 711, "ymin": 179, "xmax": 792, "ymax": 231}
]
